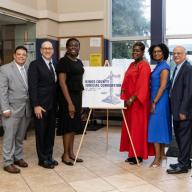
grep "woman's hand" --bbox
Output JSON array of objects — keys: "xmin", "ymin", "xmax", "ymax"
[
  {"xmin": 125, "ymin": 97, "xmax": 134, "ymax": 107},
  {"xmin": 68, "ymin": 103, "xmax": 75, "ymax": 119},
  {"xmin": 150, "ymin": 102, "xmax": 156, "ymax": 113}
]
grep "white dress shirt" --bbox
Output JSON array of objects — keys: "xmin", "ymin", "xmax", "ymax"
[{"xmin": 42, "ymin": 56, "xmax": 57, "ymax": 82}]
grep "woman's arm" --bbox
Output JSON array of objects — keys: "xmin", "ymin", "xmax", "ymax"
[
  {"xmin": 59, "ymin": 73, "xmax": 75, "ymax": 118},
  {"xmin": 151, "ymin": 69, "xmax": 169, "ymax": 113}
]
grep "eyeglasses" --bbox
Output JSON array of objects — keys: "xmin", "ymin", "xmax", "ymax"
[
  {"xmin": 173, "ymin": 52, "xmax": 184, "ymax": 56},
  {"xmin": 153, "ymin": 50, "xmax": 162, "ymax": 54},
  {"xmin": 42, "ymin": 47, "xmax": 53, "ymax": 51}
]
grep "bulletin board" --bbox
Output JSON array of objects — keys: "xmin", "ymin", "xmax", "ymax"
[{"xmin": 59, "ymin": 35, "xmax": 104, "ymax": 66}]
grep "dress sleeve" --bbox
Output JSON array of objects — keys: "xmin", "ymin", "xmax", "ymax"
[
  {"xmin": 133, "ymin": 62, "xmax": 151, "ymax": 104},
  {"xmin": 56, "ymin": 57, "xmax": 68, "ymax": 74}
]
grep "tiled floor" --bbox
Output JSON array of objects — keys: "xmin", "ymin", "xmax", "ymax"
[{"xmin": 0, "ymin": 126, "xmax": 192, "ymax": 192}]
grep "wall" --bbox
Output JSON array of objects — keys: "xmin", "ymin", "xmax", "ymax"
[{"xmin": 0, "ymin": 0, "xmax": 110, "ymax": 38}]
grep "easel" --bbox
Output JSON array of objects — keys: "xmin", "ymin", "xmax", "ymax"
[{"xmin": 74, "ymin": 60, "xmax": 140, "ymax": 166}]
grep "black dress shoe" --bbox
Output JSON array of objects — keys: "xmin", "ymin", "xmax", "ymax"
[
  {"xmin": 170, "ymin": 163, "xmax": 191, "ymax": 170},
  {"xmin": 167, "ymin": 167, "xmax": 188, "ymax": 174},
  {"xmin": 49, "ymin": 159, "xmax": 58, "ymax": 166},
  {"xmin": 39, "ymin": 160, "xmax": 54, "ymax": 169}
]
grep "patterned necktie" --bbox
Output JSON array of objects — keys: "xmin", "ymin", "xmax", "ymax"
[{"xmin": 20, "ymin": 66, "xmax": 28, "ymax": 88}]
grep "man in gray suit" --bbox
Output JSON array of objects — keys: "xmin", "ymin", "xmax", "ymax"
[{"xmin": 0, "ymin": 46, "xmax": 31, "ymax": 174}]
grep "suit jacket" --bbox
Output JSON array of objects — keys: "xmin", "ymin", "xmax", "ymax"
[
  {"xmin": 170, "ymin": 60, "xmax": 192, "ymax": 121},
  {"xmin": 28, "ymin": 57, "xmax": 57, "ymax": 111},
  {"xmin": 0, "ymin": 61, "xmax": 31, "ymax": 117}
]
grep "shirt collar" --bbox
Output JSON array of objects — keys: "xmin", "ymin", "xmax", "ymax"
[
  {"xmin": 176, "ymin": 60, "xmax": 186, "ymax": 70},
  {"xmin": 14, "ymin": 61, "xmax": 25, "ymax": 69},
  {"xmin": 42, "ymin": 56, "xmax": 53, "ymax": 65}
]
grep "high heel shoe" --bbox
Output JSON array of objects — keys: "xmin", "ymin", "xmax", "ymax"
[
  {"xmin": 129, "ymin": 157, "xmax": 143, "ymax": 165},
  {"xmin": 150, "ymin": 160, "xmax": 161, "ymax": 168}
]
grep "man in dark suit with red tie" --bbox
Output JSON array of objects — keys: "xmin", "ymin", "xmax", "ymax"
[
  {"xmin": 28, "ymin": 41, "xmax": 58, "ymax": 169},
  {"xmin": 167, "ymin": 46, "xmax": 192, "ymax": 174}
]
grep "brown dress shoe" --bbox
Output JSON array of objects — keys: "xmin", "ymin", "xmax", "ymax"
[
  {"xmin": 14, "ymin": 159, "xmax": 28, "ymax": 168},
  {"xmin": 4, "ymin": 164, "xmax": 20, "ymax": 174}
]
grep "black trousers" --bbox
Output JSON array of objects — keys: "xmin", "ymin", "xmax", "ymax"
[
  {"xmin": 34, "ymin": 108, "xmax": 56, "ymax": 163},
  {"xmin": 173, "ymin": 120, "xmax": 192, "ymax": 168}
]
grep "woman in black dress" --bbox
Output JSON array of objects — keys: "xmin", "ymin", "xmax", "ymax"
[{"xmin": 56, "ymin": 38, "xmax": 84, "ymax": 165}]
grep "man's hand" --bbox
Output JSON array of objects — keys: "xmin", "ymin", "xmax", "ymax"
[
  {"xmin": 34, "ymin": 106, "xmax": 46, "ymax": 119},
  {"xmin": 2, "ymin": 111, "xmax": 11, "ymax": 118},
  {"xmin": 179, "ymin": 113, "xmax": 187, "ymax": 121}
]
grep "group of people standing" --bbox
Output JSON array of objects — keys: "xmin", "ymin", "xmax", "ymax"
[
  {"xmin": 0, "ymin": 38, "xmax": 84, "ymax": 174},
  {"xmin": 120, "ymin": 42, "xmax": 192, "ymax": 174},
  {"xmin": 0, "ymin": 38, "xmax": 192, "ymax": 176}
]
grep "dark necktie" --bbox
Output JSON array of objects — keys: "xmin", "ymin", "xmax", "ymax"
[
  {"xmin": 171, "ymin": 66, "xmax": 177, "ymax": 84},
  {"xmin": 48, "ymin": 62, "xmax": 55, "ymax": 80}
]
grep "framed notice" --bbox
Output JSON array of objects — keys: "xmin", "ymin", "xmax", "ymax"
[
  {"xmin": 82, "ymin": 67, "xmax": 125, "ymax": 109},
  {"xmin": 90, "ymin": 53, "xmax": 102, "ymax": 66}
]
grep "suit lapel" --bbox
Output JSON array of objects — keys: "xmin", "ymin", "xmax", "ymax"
[
  {"xmin": 12, "ymin": 62, "xmax": 28, "ymax": 89},
  {"xmin": 172, "ymin": 61, "xmax": 187, "ymax": 89},
  {"xmin": 40, "ymin": 57, "xmax": 55, "ymax": 82}
]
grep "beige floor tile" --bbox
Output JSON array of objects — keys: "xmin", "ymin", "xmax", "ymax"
[
  {"xmin": 103, "ymin": 173, "xmax": 147, "ymax": 190},
  {"xmin": 24, "ymin": 171, "xmax": 65, "ymax": 191},
  {"xmin": 32, "ymin": 183, "xmax": 75, "ymax": 192},
  {"xmin": 130, "ymin": 166, "xmax": 178, "ymax": 182},
  {"xmin": 119, "ymin": 184, "xmax": 163, "ymax": 192},
  {"xmin": 152, "ymin": 179, "xmax": 192, "ymax": 192},
  {"xmin": 1, "ymin": 127, "xmax": 192, "ymax": 192},
  {"xmin": 70, "ymin": 178, "xmax": 115, "ymax": 192},
  {"xmin": 20, "ymin": 165, "xmax": 55, "ymax": 177},
  {"xmin": 89, "ymin": 164, "xmax": 127, "ymax": 177},
  {"xmin": 57, "ymin": 166, "xmax": 98, "ymax": 182},
  {"xmin": 0, "ymin": 174, "xmax": 31, "ymax": 192}
]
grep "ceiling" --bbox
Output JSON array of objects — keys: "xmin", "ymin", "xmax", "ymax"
[{"xmin": 0, "ymin": 13, "xmax": 27, "ymax": 25}]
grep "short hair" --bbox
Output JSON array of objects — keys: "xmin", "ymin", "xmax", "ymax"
[
  {"xmin": 148, "ymin": 43, "xmax": 169, "ymax": 60},
  {"xmin": 14, "ymin": 46, "xmax": 28, "ymax": 54},
  {"xmin": 66, "ymin": 38, "xmax": 80, "ymax": 47},
  {"xmin": 133, "ymin": 42, "xmax": 145, "ymax": 52},
  {"xmin": 41, "ymin": 41, "xmax": 53, "ymax": 48}
]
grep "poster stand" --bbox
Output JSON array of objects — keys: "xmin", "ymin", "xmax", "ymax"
[
  {"xmin": 74, "ymin": 61, "xmax": 139, "ymax": 166},
  {"xmin": 74, "ymin": 108, "xmax": 139, "ymax": 166}
]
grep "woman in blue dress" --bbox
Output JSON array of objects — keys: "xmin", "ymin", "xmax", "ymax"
[{"xmin": 148, "ymin": 43, "xmax": 172, "ymax": 167}]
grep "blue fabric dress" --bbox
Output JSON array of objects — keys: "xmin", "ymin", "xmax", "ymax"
[{"xmin": 148, "ymin": 61, "xmax": 172, "ymax": 144}]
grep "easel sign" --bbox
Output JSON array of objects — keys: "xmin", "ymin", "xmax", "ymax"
[
  {"xmin": 82, "ymin": 66, "xmax": 124, "ymax": 109},
  {"xmin": 74, "ymin": 65, "xmax": 140, "ymax": 166}
]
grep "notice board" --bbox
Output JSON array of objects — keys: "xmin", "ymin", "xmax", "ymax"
[{"xmin": 59, "ymin": 35, "xmax": 104, "ymax": 66}]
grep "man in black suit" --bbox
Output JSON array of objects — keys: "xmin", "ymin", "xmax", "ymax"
[
  {"xmin": 167, "ymin": 46, "xmax": 192, "ymax": 174},
  {"xmin": 28, "ymin": 41, "xmax": 58, "ymax": 169}
]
